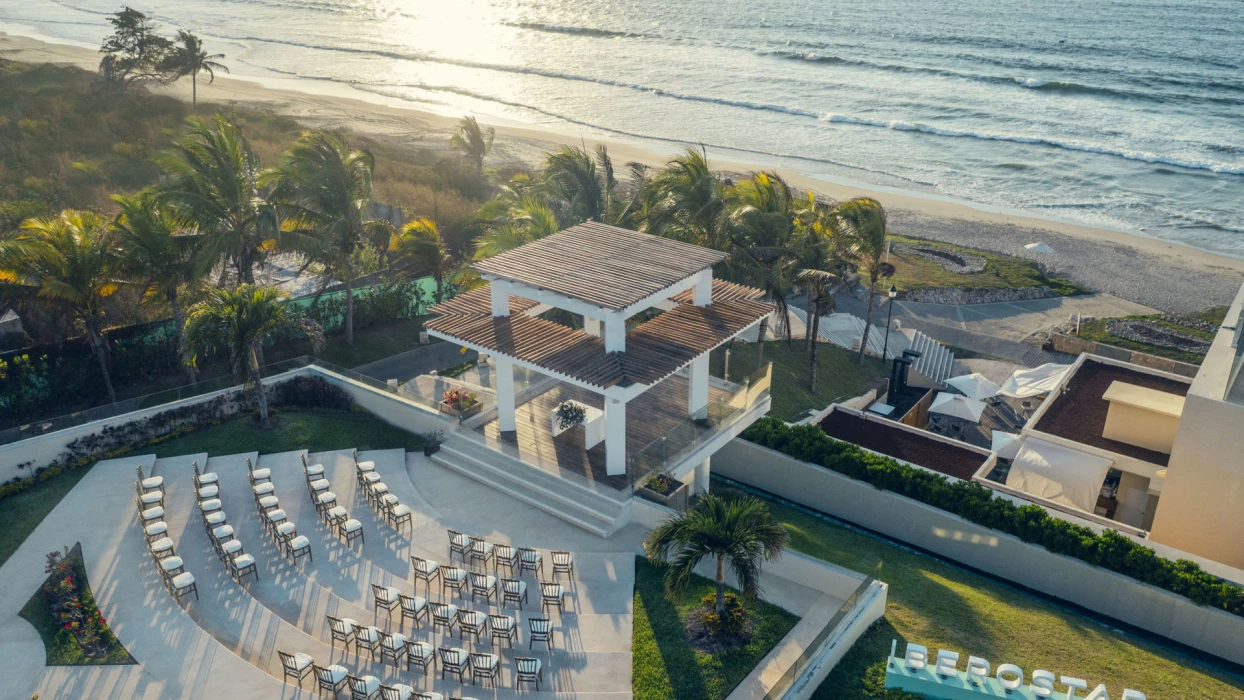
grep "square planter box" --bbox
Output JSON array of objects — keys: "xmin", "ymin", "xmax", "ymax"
[
  {"xmin": 439, "ymin": 400, "xmax": 481, "ymax": 419},
  {"xmin": 637, "ymin": 479, "xmax": 691, "ymax": 511}
]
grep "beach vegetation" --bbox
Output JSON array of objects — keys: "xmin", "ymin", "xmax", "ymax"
[
  {"xmin": 448, "ymin": 116, "xmax": 495, "ymax": 175},
  {"xmin": 95, "ymin": 7, "xmax": 178, "ymax": 93},
  {"xmin": 885, "ymin": 234, "xmax": 1090, "ymax": 297},
  {"xmin": 167, "ymin": 30, "xmax": 228, "ymax": 109},
  {"xmin": 834, "ymin": 197, "xmax": 895, "ymax": 365},
  {"xmin": 389, "ymin": 217, "xmax": 454, "ymax": 303}
]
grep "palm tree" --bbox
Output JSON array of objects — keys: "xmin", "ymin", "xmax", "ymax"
[
  {"xmin": 262, "ymin": 130, "xmax": 390, "ymax": 347},
  {"xmin": 448, "ymin": 116, "xmax": 495, "ymax": 174},
  {"xmin": 0, "ymin": 211, "xmax": 124, "ymax": 403},
  {"xmin": 836, "ymin": 197, "xmax": 893, "ymax": 365},
  {"xmin": 112, "ymin": 190, "xmax": 203, "ymax": 383},
  {"xmin": 647, "ymin": 147, "xmax": 730, "ymax": 249},
  {"xmin": 473, "ymin": 198, "xmax": 559, "ymax": 259},
  {"xmin": 389, "ymin": 217, "xmax": 454, "ymax": 303},
  {"xmin": 645, "ymin": 493, "xmax": 790, "ymax": 615},
  {"xmin": 539, "ymin": 145, "xmax": 631, "ymax": 225},
  {"xmin": 181, "ymin": 285, "xmax": 325, "ymax": 426},
  {"xmin": 169, "ymin": 30, "xmax": 227, "ymax": 110}
]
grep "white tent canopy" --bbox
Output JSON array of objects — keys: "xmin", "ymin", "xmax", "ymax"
[
  {"xmin": 930, "ymin": 392, "xmax": 986, "ymax": 422},
  {"xmin": 1025, "ymin": 242, "xmax": 1055, "ymax": 254},
  {"xmin": 946, "ymin": 373, "xmax": 1001, "ymax": 401},
  {"xmin": 1005, "ymin": 437, "xmax": 1114, "ymax": 512},
  {"xmin": 999, "ymin": 363, "xmax": 1071, "ymax": 399},
  {"xmin": 991, "ymin": 431, "xmax": 1023, "ymax": 460}
]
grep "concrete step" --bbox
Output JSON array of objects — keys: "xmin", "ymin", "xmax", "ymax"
[{"xmin": 433, "ymin": 435, "xmax": 626, "ymax": 538}]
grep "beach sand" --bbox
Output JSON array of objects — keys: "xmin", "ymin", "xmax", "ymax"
[{"xmin": 2, "ymin": 31, "xmax": 1241, "ymax": 313}]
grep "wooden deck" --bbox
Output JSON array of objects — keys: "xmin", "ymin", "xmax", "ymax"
[{"xmin": 475, "ymin": 375, "xmax": 731, "ymax": 492}]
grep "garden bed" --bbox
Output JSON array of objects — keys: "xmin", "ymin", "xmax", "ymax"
[
  {"xmin": 19, "ymin": 543, "xmax": 134, "ymax": 665},
  {"xmin": 632, "ymin": 557, "xmax": 799, "ymax": 700}
]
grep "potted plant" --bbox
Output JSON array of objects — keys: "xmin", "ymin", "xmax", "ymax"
[
  {"xmin": 423, "ymin": 429, "xmax": 445, "ymax": 457},
  {"xmin": 438, "ymin": 387, "xmax": 481, "ymax": 417},
  {"xmin": 637, "ymin": 471, "xmax": 690, "ymax": 509},
  {"xmin": 555, "ymin": 401, "xmax": 587, "ymax": 430}
]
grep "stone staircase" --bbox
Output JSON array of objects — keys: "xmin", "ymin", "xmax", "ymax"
[
  {"xmin": 793, "ymin": 308, "xmax": 955, "ymax": 384},
  {"xmin": 431, "ymin": 433, "xmax": 629, "ymax": 537}
]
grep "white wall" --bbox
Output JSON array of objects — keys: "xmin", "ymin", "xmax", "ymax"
[
  {"xmin": 309, "ymin": 367, "xmax": 453, "ymax": 436},
  {"xmin": 715, "ymin": 438, "xmax": 1244, "ymax": 668}
]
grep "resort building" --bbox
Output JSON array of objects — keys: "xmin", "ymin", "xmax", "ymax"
[{"xmin": 423, "ymin": 222, "xmax": 775, "ymax": 534}]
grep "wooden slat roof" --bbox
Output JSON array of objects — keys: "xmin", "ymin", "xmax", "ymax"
[
  {"xmin": 669, "ymin": 279, "xmax": 765, "ymax": 304},
  {"xmin": 425, "ymin": 280, "xmax": 772, "ymax": 389},
  {"xmin": 472, "ymin": 222, "xmax": 727, "ymax": 311},
  {"xmin": 427, "ymin": 287, "xmax": 540, "ymax": 317}
]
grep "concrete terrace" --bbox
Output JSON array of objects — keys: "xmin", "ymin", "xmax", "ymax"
[{"xmin": 1, "ymin": 447, "xmax": 644, "ymax": 699}]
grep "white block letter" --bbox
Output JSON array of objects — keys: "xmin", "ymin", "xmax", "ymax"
[
  {"xmin": 1061, "ymin": 676, "xmax": 1088, "ymax": 699},
  {"xmin": 1030, "ymin": 670, "xmax": 1056, "ymax": 697},
  {"xmin": 967, "ymin": 656, "xmax": 990, "ymax": 681},
  {"xmin": 904, "ymin": 643, "xmax": 927, "ymax": 671},
  {"xmin": 1121, "ymin": 692, "xmax": 1146, "ymax": 700},
  {"xmin": 997, "ymin": 664, "xmax": 1023, "ymax": 690},
  {"xmin": 935, "ymin": 649, "xmax": 959, "ymax": 677},
  {"xmin": 1086, "ymin": 684, "xmax": 1110, "ymax": 700}
]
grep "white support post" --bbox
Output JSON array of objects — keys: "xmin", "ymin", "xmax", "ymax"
[
  {"xmin": 693, "ymin": 457, "xmax": 711, "ymax": 494},
  {"xmin": 496, "ymin": 357, "xmax": 516, "ymax": 432},
  {"xmin": 605, "ymin": 397, "xmax": 627, "ymax": 476},
  {"xmin": 604, "ymin": 312, "xmax": 626, "ymax": 353},
  {"xmin": 490, "ymin": 279, "xmax": 512, "ymax": 317},
  {"xmin": 693, "ymin": 269, "xmax": 713, "ymax": 307},
  {"xmin": 584, "ymin": 316, "xmax": 601, "ymax": 337},
  {"xmin": 689, "ymin": 354, "xmax": 709, "ymax": 420}
]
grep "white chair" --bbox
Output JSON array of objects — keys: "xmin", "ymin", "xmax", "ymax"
[
  {"xmin": 198, "ymin": 498, "xmax": 222, "ymax": 517},
  {"xmin": 287, "ymin": 535, "xmax": 311, "ymax": 564},
  {"xmin": 489, "ymin": 614, "xmax": 517, "ymax": 647},
  {"xmin": 469, "ymin": 538, "xmax": 495, "ymax": 569},
  {"xmin": 442, "ymin": 566, "xmax": 467, "ymax": 597},
  {"xmin": 211, "ymin": 524, "xmax": 235, "ymax": 544},
  {"xmin": 276, "ymin": 521, "xmax": 297, "ymax": 544},
  {"xmin": 516, "ymin": 656, "xmax": 544, "ymax": 691},
  {"xmin": 257, "ymin": 495, "xmax": 280, "ymax": 514},
  {"xmin": 469, "ymin": 572, "xmax": 497, "ymax": 604},
  {"xmin": 136, "ymin": 465, "xmax": 163, "ymax": 493},
  {"xmin": 404, "ymin": 641, "xmax": 434, "ymax": 675},
  {"xmin": 502, "ymin": 578, "xmax": 528, "ymax": 609},
  {"xmin": 247, "ymin": 457, "xmax": 271, "ymax": 485},
  {"xmin": 265, "ymin": 509, "xmax": 287, "ymax": 536},
  {"xmin": 398, "ymin": 593, "xmax": 428, "ymax": 629},
  {"xmin": 303, "ymin": 454, "xmax": 325, "ymax": 480},
  {"xmin": 386, "ymin": 501, "xmax": 412, "ymax": 531},
  {"xmin": 469, "ymin": 651, "xmax": 500, "ymax": 687},
  {"xmin": 317, "ymin": 491, "xmax": 337, "ymax": 517},
  {"xmin": 149, "ymin": 536, "xmax": 175, "ymax": 560},
  {"xmin": 193, "ymin": 461, "xmax": 218, "ymax": 486},
  {"xmin": 230, "ymin": 552, "xmax": 258, "ymax": 583},
  {"xmin": 380, "ymin": 683, "xmax": 416, "ymax": 700},
  {"xmin": 314, "ymin": 663, "xmax": 349, "ymax": 696},
  {"xmin": 217, "ymin": 538, "xmax": 243, "ymax": 565},
  {"xmin": 411, "ymin": 556, "xmax": 439, "ymax": 592},
  {"xmin": 203, "ymin": 510, "xmax": 227, "ymax": 531},
  {"xmin": 518, "ymin": 547, "xmax": 543, "ymax": 578},
  {"xmin": 371, "ymin": 583, "xmax": 401, "ymax": 616},
  {"xmin": 354, "ymin": 625, "xmax": 380, "ymax": 660},
  {"xmin": 252, "ymin": 482, "xmax": 275, "ymax": 503},
  {"xmin": 137, "ymin": 486, "xmax": 163, "ymax": 509},
  {"xmin": 341, "ymin": 518, "xmax": 364, "ymax": 546},
  {"xmin": 143, "ymin": 521, "xmax": 168, "ymax": 543},
  {"xmin": 278, "ymin": 650, "xmax": 314, "ymax": 687},
  {"xmin": 171, "ymin": 571, "xmax": 197, "ymax": 601},
  {"xmin": 541, "ymin": 581, "xmax": 565, "ymax": 614},
  {"xmin": 308, "ymin": 478, "xmax": 331, "ymax": 495},
  {"xmin": 327, "ymin": 614, "xmax": 358, "ymax": 649},
  {"xmin": 138, "ymin": 504, "xmax": 164, "ymax": 525},
  {"xmin": 378, "ymin": 630, "xmax": 408, "ymax": 666},
  {"xmin": 196, "ymin": 483, "xmax": 219, "ymax": 500},
  {"xmin": 347, "ymin": 674, "xmax": 381, "ymax": 700}
]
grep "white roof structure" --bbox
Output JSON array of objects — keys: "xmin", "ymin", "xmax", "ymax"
[
  {"xmin": 991, "ymin": 431, "xmax": 1023, "ymax": 460},
  {"xmin": 1005, "ymin": 437, "xmax": 1114, "ymax": 512},
  {"xmin": 1025, "ymin": 242, "xmax": 1055, "ymax": 254},
  {"xmin": 946, "ymin": 373, "xmax": 1001, "ymax": 401},
  {"xmin": 1000, "ymin": 363, "xmax": 1070, "ymax": 398},
  {"xmin": 930, "ymin": 392, "xmax": 986, "ymax": 422}
]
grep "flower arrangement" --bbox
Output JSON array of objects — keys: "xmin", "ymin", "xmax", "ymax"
[
  {"xmin": 643, "ymin": 472, "xmax": 676, "ymax": 495},
  {"xmin": 555, "ymin": 401, "xmax": 587, "ymax": 430},
  {"xmin": 42, "ymin": 547, "xmax": 108, "ymax": 657},
  {"xmin": 442, "ymin": 388, "xmax": 478, "ymax": 410}
]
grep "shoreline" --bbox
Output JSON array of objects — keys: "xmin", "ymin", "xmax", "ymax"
[{"xmin": 2, "ymin": 30, "xmax": 1241, "ymax": 313}]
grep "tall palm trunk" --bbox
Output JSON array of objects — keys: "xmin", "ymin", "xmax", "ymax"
[
  {"xmin": 804, "ymin": 287, "xmax": 815, "ymax": 354},
  {"xmin": 857, "ymin": 278, "xmax": 878, "ymax": 365},
  {"xmin": 344, "ymin": 280, "xmax": 355, "ymax": 347},
  {"xmin": 248, "ymin": 344, "xmax": 269, "ymax": 426},
  {"xmin": 434, "ymin": 273, "xmax": 444, "ymax": 305},
  {"xmin": 191, "ymin": 72, "xmax": 197, "ymax": 110},
  {"xmin": 809, "ymin": 301, "xmax": 822, "ymax": 391},
  {"xmin": 756, "ymin": 316, "xmax": 768, "ymax": 364},
  {"xmin": 715, "ymin": 556, "xmax": 726, "ymax": 614},
  {"xmin": 170, "ymin": 292, "xmax": 196, "ymax": 385},
  {"xmin": 87, "ymin": 324, "xmax": 117, "ymax": 404}
]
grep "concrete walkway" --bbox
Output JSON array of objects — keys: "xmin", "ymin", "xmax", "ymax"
[{"xmin": 353, "ymin": 341, "xmax": 473, "ymax": 383}]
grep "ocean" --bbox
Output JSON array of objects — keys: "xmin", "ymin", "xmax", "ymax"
[{"xmin": 3, "ymin": 0, "xmax": 1244, "ymax": 255}]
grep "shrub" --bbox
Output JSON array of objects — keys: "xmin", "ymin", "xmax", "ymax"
[
  {"xmin": 740, "ymin": 416, "xmax": 1244, "ymax": 617},
  {"xmin": 273, "ymin": 376, "xmax": 351, "ymax": 411},
  {"xmin": 699, "ymin": 591, "xmax": 748, "ymax": 637}
]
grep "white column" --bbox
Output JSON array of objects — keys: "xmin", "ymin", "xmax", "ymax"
[
  {"xmin": 689, "ymin": 354, "xmax": 709, "ymax": 420},
  {"xmin": 605, "ymin": 397, "xmax": 627, "ymax": 475},
  {"xmin": 604, "ymin": 312, "xmax": 626, "ymax": 352},
  {"xmin": 490, "ymin": 279, "xmax": 511, "ymax": 317},
  {"xmin": 584, "ymin": 316, "xmax": 601, "ymax": 337},
  {"xmin": 693, "ymin": 457, "xmax": 711, "ymax": 494},
  {"xmin": 496, "ymin": 357, "xmax": 516, "ymax": 432},
  {"xmin": 693, "ymin": 269, "xmax": 713, "ymax": 306}
]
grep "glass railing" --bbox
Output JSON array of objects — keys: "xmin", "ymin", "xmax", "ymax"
[{"xmin": 628, "ymin": 362, "xmax": 772, "ymax": 497}]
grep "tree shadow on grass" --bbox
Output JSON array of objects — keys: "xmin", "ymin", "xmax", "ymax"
[
  {"xmin": 812, "ymin": 617, "xmax": 919, "ymax": 700},
  {"xmin": 634, "ymin": 557, "xmax": 711, "ymax": 700}
]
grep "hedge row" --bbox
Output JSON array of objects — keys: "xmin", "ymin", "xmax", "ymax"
[{"xmin": 740, "ymin": 416, "xmax": 1244, "ymax": 616}]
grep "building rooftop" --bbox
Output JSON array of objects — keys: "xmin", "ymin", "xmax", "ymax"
[
  {"xmin": 472, "ymin": 222, "xmax": 727, "ymax": 310},
  {"xmin": 1034, "ymin": 358, "xmax": 1190, "ymax": 466},
  {"xmin": 820, "ymin": 409, "xmax": 988, "ymax": 480},
  {"xmin": 426, "ymin": 279, "xmax": 770, "ymax": 388}
]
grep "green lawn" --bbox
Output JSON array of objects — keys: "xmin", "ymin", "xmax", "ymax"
[
  {"xmin": 710, "ymin": 482, "xmax": 1244, "ymax": 699},
  {"xmin": 712, "ymin": 341, "xmax": 887, "ymax": 421},
  {"xmin": 633, "ymin": 557, "xmax": 800, "ymax": 700},
  {"xmin": 1075, "ymin": 314, "xmax": 1218, "ymax": 365},
  {"xmin": 0, "ymin": 409, "xmax": 423, "ymax": 569},
  {"xmin": 18, "ymin": 544, "xmax": 134, "ymax": 665},
  {"xmin": 888, "ymin": 235, "xmax": 1091, "ymax": 297}
]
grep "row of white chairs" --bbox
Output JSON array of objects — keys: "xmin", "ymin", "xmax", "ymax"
[
  {"xmin": 349, "ymin": 451, "xmax": 415, "ymax": 532},
  {"xmin": 135, "ymin": 464, "xmax": 197, "ymax": 602}
]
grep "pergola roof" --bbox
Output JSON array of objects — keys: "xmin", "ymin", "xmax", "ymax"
[
  {"xmin": 472, "ymin": 222, "xmax": 727, "ymax": 311},
  {"xmin": 426, "ymin": 279, "xmax": 771, "ymax": 389}
]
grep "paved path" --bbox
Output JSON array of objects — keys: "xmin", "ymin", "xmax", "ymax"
[{"xmin": 352, "ymin": 341, "xmax": 474, "ymax": 383}]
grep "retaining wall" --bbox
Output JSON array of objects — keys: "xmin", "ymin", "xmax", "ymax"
[
  {"xmin": 714, "ymin": 438, "xmax": 1244, "ymax": 667},
  {"xmin": 1049, "ymin": 334, "xmax": 1199, "ymax": 377}
]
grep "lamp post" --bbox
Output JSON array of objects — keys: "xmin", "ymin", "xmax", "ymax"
[{"xmin": 882, "ymin": 284, "xmax": 898, "ymax": 361}]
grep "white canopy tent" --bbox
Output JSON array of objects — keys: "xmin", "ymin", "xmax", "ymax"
[
  {"xmin": 946, "ymin": 373, "xmax": 1001, "ymax": 401},
  {"xmin": 930, "ymin": 392, "xmax": 987, "ymax": 422},
  {"xmin": 1025, "ymin": 242, "xmax": 1055, "ymax": 254},
  {"xmin": 1005, "ymin": 437, "xmax": 1114, "ymax": 512},
  {"xmin": 999, "ymin": 363, "xmax": 1071, "ymax": 399},
  {"xmin": 991, "ymin": 431, "xmax": 1023, "ymax": 460}
]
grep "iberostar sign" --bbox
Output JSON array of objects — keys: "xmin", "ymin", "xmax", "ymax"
[{"xmin": 884, "ymin": 640, "xmax": 1147, "ymax": 699}]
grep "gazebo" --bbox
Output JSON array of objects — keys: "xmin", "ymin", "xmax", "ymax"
[{"xmin": 424, "ymin": 222, "xmax": 773, "ymax": 488}]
